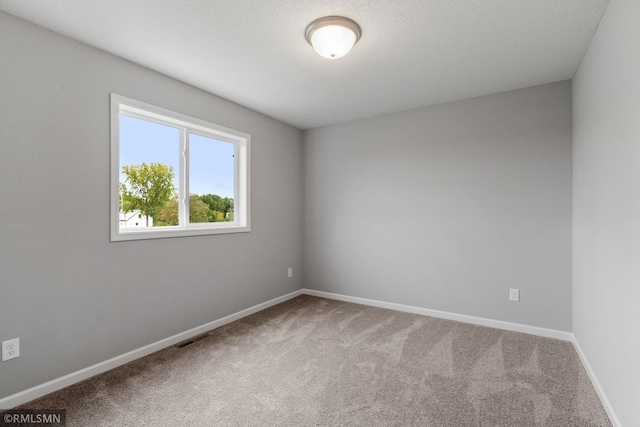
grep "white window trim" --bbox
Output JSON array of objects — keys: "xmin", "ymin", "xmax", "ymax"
[{"xmin": 110, "ymin": 93, "xmax": 251, "ymax": 241}]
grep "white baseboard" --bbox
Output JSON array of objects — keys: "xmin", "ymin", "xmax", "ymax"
[
  {"xmin": 0, "ymin": 289, "xmax": 304, "ymax": 410},
  {"xmin": 571, "ymin": 337, "xmax": 621, "ymax": 427},
  {"xmin": 302, "ymin": 289, "xmax": 573, "ymax": 341}
]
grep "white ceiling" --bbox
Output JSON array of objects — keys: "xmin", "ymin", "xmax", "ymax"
[{"xmin": 1, "ymin": 0, "xmax": 609, "ymax": 130}]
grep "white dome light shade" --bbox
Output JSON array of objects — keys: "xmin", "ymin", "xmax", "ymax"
[
  {"xmin": 305, "ymin": 17, "xmax": 361, "ymax": 60},
  {"xmin": 311, "ymin": 25, "xmax": 356, "ymax": 59}
]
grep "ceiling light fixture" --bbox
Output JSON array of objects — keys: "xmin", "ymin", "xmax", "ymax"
[{"xmin": 305, "ymin": 16, "xmax": 361, "ymax": 59}]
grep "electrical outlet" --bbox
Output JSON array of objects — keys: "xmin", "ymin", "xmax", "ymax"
[
  {"xmin": 288, "ymin": 268, "xmax": 293, "ymax": 278},
  {"xmin": 510, "ymin": 288, "xmax": 520, "ymax": 302},
  {"xmin": 2, "ymin": 338, "xmax": 20, "ymax": 362}
]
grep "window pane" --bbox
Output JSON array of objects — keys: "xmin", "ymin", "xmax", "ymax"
[
  {"xmin": 189, "ymin": 134, "xmax": 235, "ymax": 224},
  {"xmin": 119, "ymin": 115, "xmax": 179, "ymax": 228}
]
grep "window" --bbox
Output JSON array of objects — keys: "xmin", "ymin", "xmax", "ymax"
[{"xmin": 110, "ymin": 94, "xmax": 250, "ymax": 241}]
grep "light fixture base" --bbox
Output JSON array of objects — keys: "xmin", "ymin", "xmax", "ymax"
[{"xmin": 305, "ymin": 16, "xmax": 362, "ymax": 45}]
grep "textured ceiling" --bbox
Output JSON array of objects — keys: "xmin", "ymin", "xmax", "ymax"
[{"xmin": 0, "ymin": 0, "xmax": 609, "ymax": 129}]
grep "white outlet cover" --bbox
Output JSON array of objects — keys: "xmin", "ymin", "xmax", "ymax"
[
  {"xmin": 2, "ymin": 338, "xmax": 20, "ymax": 361},
  {"xmin": 510, "ymin": 289, "xmax": 520, "ymax": 302}
]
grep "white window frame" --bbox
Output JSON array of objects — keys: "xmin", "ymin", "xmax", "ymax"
[{"xmin": 110, "ymin": 93, "xmax": 251, "ymax": 241}]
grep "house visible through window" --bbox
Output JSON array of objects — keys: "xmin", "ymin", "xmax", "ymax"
[{"xmin": 110, "ymin": 94, "xmax": 250, "ymax": 241}]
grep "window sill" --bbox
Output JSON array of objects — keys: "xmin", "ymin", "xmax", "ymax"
[{"xmin": 110, "ymin": 224, "xmax": 251, "ymax": 241}]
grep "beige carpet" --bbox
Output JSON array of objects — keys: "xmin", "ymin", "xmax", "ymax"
[{"xmin": 15, "ymin": 295, "xmax": 611, "ymax": 426}]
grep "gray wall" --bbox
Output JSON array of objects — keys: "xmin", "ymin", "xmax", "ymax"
[
  {"xmin": 0, "ymin": 12, "xmax": 303, "ymax": 399},
  {"xmin": 304, "ymin": 82, "xmax": 573, "ymax": 331},
  {"xmin": 573, "ymin": 0, "xmax": 640, "ymax": 425}
]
